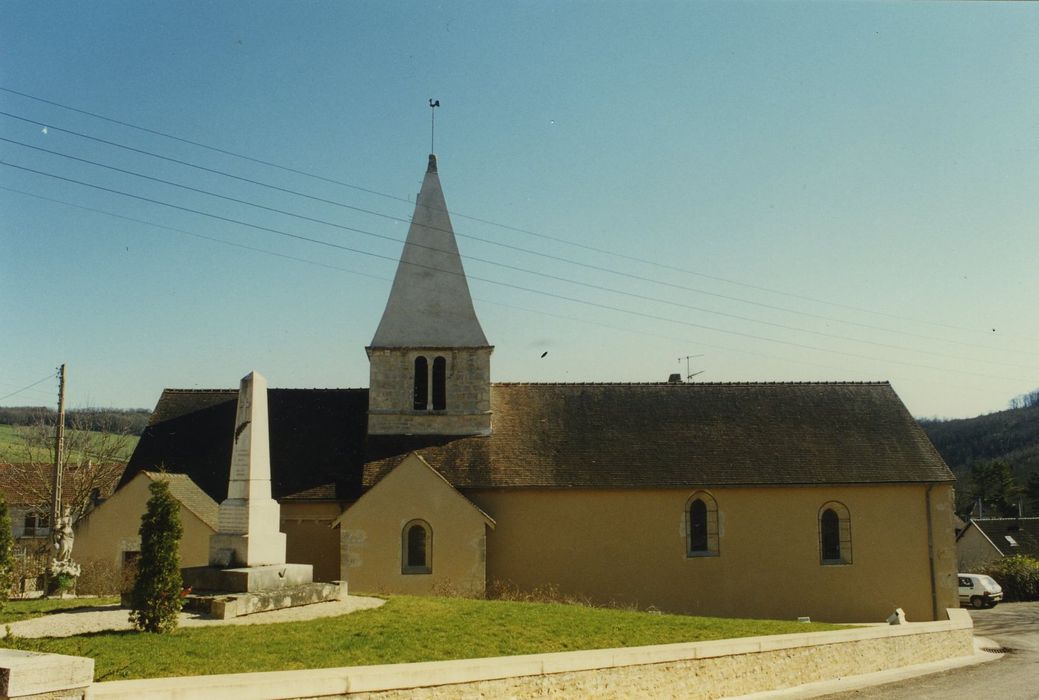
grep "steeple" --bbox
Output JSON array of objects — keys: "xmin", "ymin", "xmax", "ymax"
[
  {"xmin": 367, "ymin": 154, "xmax": 493, "ymax": 436},
  {"xmin": 370, "ymin": 154, "xmax": 488, "ymax": 348}
]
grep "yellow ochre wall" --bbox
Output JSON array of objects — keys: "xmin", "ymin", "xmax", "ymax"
[
  {"xmin": 339, "ymin": 455, "xmax": 490, "ymax": 596},
  {"xmin": 74, "ymin": 474, "xmax": 214, "ymax": 571},
  {"xmin": 281, "ymin": 500, "xmax": 343, "ymax": 582},
  {"xmin": 466, "ymin": 483, "xmax": 957, "ymax": 623}
]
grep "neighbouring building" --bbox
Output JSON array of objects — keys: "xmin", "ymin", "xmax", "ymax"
[
  {"xmin": 122, "ymin": 153, "xmax": 959, "ymax": 622},
  {"xmin": 73, "ymin": 471, "xmax": 219, "ymax": 578},
  {"xmin": 957, "ymin": 516, "xmax": 1039, "ymax": 571}
]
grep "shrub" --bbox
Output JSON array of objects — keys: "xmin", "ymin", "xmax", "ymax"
[
  {"xmin": 76, "ymin": 558, "xmax": 124, "ymax": 596},
  {"xmin": 0, "ymin": 494, "xmax": 13, "ymax": 608},
  {"xmin": 129, "ymin": 479, "xmax": 183, "ymax": 633},
  {"xmin": 979, "ymin": 555, "xmax": 1039, "ymax": 601}
]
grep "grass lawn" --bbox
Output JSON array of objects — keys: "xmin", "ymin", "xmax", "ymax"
[
  {"xmin": 0, "ymin": 597, "xmax": 120, "ymax": 625},
  {"xmin": 0, "ymin": 595, "xmax": 845, "ymax": 681}
]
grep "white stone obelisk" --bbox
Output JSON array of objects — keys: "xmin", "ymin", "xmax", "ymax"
[{"xmin": 208, "ymin": 371, "xmax": 287, "ymax": 567}]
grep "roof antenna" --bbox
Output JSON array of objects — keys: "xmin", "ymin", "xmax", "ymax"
[
  {"xmin": 429, "ymin": 99, "xmax": 440, "ymax": 153},
  {"xmin": 678, "ymin": 354, "xmax": 705, "ymax": 382}
]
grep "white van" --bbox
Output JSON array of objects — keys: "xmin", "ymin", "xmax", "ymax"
[{"xmin": 958, "ymin": 573, "xmax": 1003, "ymax": 608}]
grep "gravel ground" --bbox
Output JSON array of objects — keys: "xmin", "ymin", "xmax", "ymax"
[{"xmin": 4, "ymin": 595, "xmax": 386, "ymax": 638}]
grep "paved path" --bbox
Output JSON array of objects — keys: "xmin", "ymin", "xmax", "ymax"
[
  {"xmin": 817, "ymin": 602, "xmax": 1039, "ymax": 699},
  {"xmin": 5, "ymin": 595, "xmax": 385, "ymax": 638}
]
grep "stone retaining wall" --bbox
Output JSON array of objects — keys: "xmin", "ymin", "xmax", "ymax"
[{"xmin": 84, "ymin": 609, "xmax": 973, "ymax": 700}]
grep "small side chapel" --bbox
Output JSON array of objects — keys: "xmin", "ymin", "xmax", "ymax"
[{"xmin": 123, "ymin": 153, "xmax": 960, "ymax": 622}]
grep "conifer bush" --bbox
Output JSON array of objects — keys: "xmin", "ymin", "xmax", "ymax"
[
  {"xmin": 129, "ymin": 479, "xmax": 183, "ymax": 632},
  {"xmin": 0, "ymin": 493, "xmax": 14, "ymax": 608}
]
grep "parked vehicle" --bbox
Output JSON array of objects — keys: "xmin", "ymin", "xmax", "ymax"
[{"xmin": 958, "ymin": 573, "xmax": 1003, "ymax": 608}]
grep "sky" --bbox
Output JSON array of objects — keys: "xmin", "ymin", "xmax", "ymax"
[{"xmin": 1, "ymin": 1, "xmax": 1037, "ymax": 420}]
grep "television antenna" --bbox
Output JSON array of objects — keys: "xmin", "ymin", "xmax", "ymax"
[{"xmin": 678, "ymin": 355, "xmax": 704, "ymax": 381}]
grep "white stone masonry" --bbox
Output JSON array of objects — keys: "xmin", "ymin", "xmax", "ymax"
[{"xmin": 209, "ymin": 371, "xmax": 287, "ymax": 567}]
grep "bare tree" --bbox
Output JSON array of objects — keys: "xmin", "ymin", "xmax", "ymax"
[{"xmin": 1, "ymin": 411, "xmax": 131, "ymax": 547}]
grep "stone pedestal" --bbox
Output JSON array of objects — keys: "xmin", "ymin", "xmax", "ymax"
[
  {"xmin": 181, "ymin": 581, "xmax": 346, "ymax": 620},
  {"xmin": 181, "ymin": 563, "xmax": 314, "ymax": 593}
]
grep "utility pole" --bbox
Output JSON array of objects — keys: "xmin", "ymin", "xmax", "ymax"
[{"xmin": 51, "ymin": 364, "xmax": 66, "ymax": 530}]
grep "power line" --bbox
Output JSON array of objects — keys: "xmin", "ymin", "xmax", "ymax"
[
  {"xmin": 0, "ymin": 164, "xmax": 1027, "ymax": 384},
  {"xmin": 0, "ymin": 183, "xmax": 955, "ymax": 388},
  {"xmin": 7, "ymin": 115, "xmax": 1013, "ymax": 354},
  {"xmin": 0, "ymin": 372, "xmax": 57, "ymax": 403},
  {"xmin": 0, "ymin": 86, "xmax": 1020, "ymax": 340},
  {"xmin": 3, "ymin": 188, "xmax": 983, "ymax": 404},
  {"xmin": 5, "ymin": 142, "xmax": 1035, "ymax": 371},
  {"xmin": 5, "ymin": 154, "xmax": 1035, "ymax": 372}
]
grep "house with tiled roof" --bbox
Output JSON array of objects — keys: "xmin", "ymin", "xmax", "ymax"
[
  {"xmin": 73, "ymin": 470, "xmax": 219, "ymax": 575},
  {"xmin": 123, "ymin": 153, "xmax": 959, "ymax": 622},
  {"xmin": 957, "ymin": 517, "xmax": 1039, "ymax": 570}
]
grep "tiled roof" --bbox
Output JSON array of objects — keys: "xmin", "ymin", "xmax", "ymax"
[
  {"xmin": 0, "ymin": 462, "xmax": 121, "ymax": 508},
  {"xmin": 141, "ymin": 471, "xmax": 219, "ymax": 530},
  {"xmin": 365, "ymin": 382, "xmax": 953, "ymax": 488},
  {"xmin": 123, "ymin": 388, "xmax": 369, "ymax": 501},
  {"xmin": 123, "ymin": 381, "xmax": 952, "ymax": 502},
  {"xmin": 967, "ymin": 517, "xmax": 1039, "ymax": 559}
]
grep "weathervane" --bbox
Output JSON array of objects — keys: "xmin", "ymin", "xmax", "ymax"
[{"xmin": 429, "ymin": 98, "xmax": 440, "ymax": 153}]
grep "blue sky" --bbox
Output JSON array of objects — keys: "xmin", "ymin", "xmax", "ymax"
[{"xmin": 1, "ymin": 1, "xmax": 1036, "ymax": 419}]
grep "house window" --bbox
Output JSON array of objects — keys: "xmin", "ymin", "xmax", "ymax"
[
  {"xmin": 413, "ymin": 356, "xmax": 429, "ymax": 410},
  {"xmin": 819, "ymin": 502, "xmax": 852, "ymax": 565},
  {"xmin": 686, "ymin": 492, "xmax": 719, "ymax": 557},
  {"xmin": 23, "ymin": 511, "xmax": 51, "ymax": 538},
  {"xmin": 432, "ymin": 356, "xmax": 446, "ymax": 410},
  {"xmin": 402, "ymin": 520, "xmax": 432, "ymax": 574}
]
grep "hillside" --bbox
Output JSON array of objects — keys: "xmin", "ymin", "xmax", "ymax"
[
  {"xmin": 920, "ymin": 402, "xmax": 1039, "ymax": 518},
  {"xmin": 919, "ymin": 402, "xmax": 1039, "ymax": 479}
]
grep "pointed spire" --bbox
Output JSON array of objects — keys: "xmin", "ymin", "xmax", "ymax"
[{"xmin": 370, "ymin": 155, "xmax": 489, "ymax": 348}]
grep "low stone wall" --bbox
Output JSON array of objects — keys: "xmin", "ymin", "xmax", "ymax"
[{"xmin": 85, "ymin": 609, "xmax": 973, "ymax": 700}]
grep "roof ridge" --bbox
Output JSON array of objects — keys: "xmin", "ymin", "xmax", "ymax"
[
  {"xmin": 490, "ymin": 381, "xmax": 892, "ymax": 387},
  {"xmin": 162, "ymin": 387, "xmax": 367, "ymax": 393}
]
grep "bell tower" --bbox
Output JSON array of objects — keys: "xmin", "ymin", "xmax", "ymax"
[{"xmin": 366, "ymin": 154, "xmax": 493, "ymax": 436}]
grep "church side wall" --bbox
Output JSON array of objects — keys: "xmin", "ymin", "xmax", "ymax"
[{"xmin": 469, "ymin": 484, "xmax": 957, "ymax": 623}]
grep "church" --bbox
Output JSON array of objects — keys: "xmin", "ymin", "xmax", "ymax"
[{"xmin": 122, "ymin": 153, "xmax": 959, "ymax": 623}]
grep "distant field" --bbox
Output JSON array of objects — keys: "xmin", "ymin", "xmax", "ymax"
[{"xmin": 0, "ymin": 423, "xmax": 138, "ymax": 463}]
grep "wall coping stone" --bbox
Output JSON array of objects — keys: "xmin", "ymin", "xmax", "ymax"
[
  {"xmin": 0, "ymin": 648, "xmax": 93, "ymax": 698},
  {"xmin": 87, "ymin": 609, "xmax": 974, "ymax": 700}
]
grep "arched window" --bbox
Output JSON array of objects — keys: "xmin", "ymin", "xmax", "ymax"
[
  {"xmin": 402, "ymin": 519, "xmax": 432, "ymax": 574},
  {"xmin": 413, "ymin": 356, "xmax": 428, "ymax": 410},
  {"xmin": 686, "ymin": 491, "xmax": 719, "ymax": 557},
  {"xmin": 432, "ymin": 356, "xmax": 447, "ymax": 410},
  {"xmin": 819, "ymin": 502, "xmax": 852, "ymax": 565}
]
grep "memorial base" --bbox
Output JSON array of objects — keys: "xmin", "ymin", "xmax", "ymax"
[
  {"xmin": 181, "ymin": 563, "xmax": 314, "ymax": 593},
  {"xmin": 182, "ymin": 581, "xmax": 345, "ymax": 619}
]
